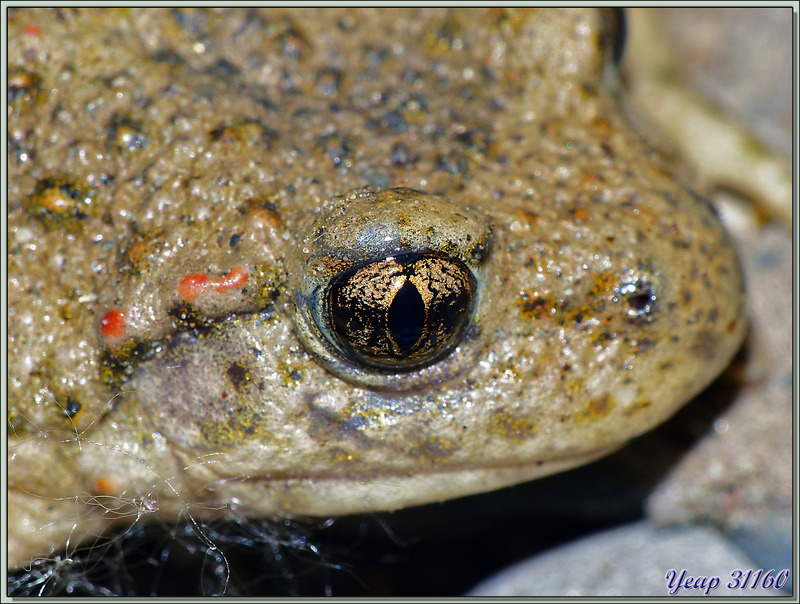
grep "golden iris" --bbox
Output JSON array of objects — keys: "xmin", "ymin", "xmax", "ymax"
[{"xmin": 326, "ymin": 251, "xmax": 475, "ymax": 370}]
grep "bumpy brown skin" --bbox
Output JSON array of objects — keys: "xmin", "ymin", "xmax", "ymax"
[{"xmin": 7, "ymin": 8, "xmax": 745, "ymax": 569}]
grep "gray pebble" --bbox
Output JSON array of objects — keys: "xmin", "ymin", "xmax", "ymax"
[{"xmin": 466, "ymin": 521, "xmax": 788, "ymax": 596}]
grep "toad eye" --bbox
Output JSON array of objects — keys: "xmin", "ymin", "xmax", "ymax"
[
  {"xmin": 327, "ymin": 251, "xmax": 476, "ymax": 370},
  {"xmin": 289, "ymin": 187, "xmax": 499, "ymax": 390}
]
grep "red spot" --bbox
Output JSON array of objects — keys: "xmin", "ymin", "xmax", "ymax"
[
  {"xmin": 212, "ymin": 266, "xmax": 249, "ymax": 294},
  {"xmin": 178, "ymin": 267, "xmax": 249, "ymax": 301},
  {"xmin": 100, "ymin": 309, "xmax": 126, "ymax": 341},
  {"xmin": 24, "ymin": 24, "xmax": 41, "ymax": 37},
  {"xmin": 94, "ymin": 476, "xmax": 116, "ymax": 495},
  {"xmin": 178, "ymin": 273, "xmax": 210, "ymax": 301}
]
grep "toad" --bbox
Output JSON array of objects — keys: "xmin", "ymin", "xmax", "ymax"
[{"xmin": 7, "ymin": 8, "xmax": 755, "ymax": 571}]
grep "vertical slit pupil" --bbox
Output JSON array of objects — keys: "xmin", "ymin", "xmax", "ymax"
[{"xmin": 388, "ymin": 280, "xmax": 425, "ymax": 351}]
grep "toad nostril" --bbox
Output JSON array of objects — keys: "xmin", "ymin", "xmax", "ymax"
[
  {"xmin": 627, "ymin": 290, "xmax": 654, "ymax": 313},
  {"xmin": 618, "ymin": 283, "xmax": 657, "ymax": 322}
]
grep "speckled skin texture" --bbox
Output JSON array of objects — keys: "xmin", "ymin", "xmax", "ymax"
[{"xmin": 7, "ymin": 8, "xmax": 746, "ymax": 569}]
